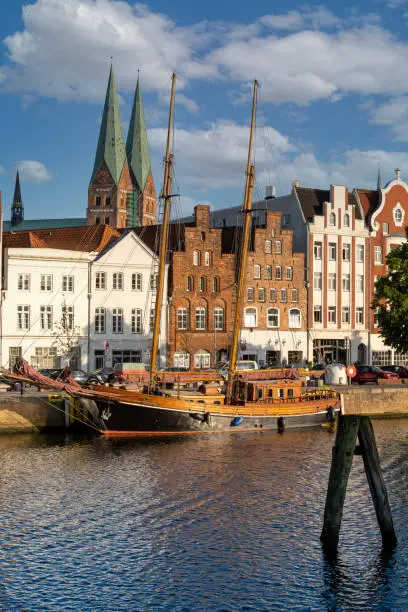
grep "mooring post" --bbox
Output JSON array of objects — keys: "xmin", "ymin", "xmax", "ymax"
[
  {"xmin": 320, "ymin": 414, "xmax": 360, "ymax": 552},
  {"xmin": 358, "ymin": 417, "xmax": 397, "ymax": 549}
]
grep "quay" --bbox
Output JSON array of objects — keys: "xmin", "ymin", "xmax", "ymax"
[{"xmin": 0, "ymin": 389, "xmax": 78, "ymax": 433}]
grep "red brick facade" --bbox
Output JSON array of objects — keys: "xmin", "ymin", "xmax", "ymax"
[{"xmin": 87, "ymin": 161, "xmax": 132, "ymax": 229}]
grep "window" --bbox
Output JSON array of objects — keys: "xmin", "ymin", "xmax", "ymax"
[
  {"xmin": 342, "ymin": 274, "xmax": 350, "ymax": 292},
  {"xmin": 329, "ymin": 212, "xmax": 336, "ymax": 226},
  {"xmin": 150, "ymin": 309, "xmax": 155, "ymax": 332},
  {"xmin": 281, "ymin": 288, "xmax": 287, "ymax": 303},
  {"xmin": 174, "ymin": 351, "xmax": 190, "ymax": 369},
  {"xmin": 193, "ymin": 251, "xmax": 199, "ymax": 266},
  {"xmin": 314, "ymin": 242, "xmax": 322, "ymax": 259},
  {"xmin": 374, "ymin": 246, "xmax": 382, "ymax": 264},
  {"xmin": 17, "ymin": 274, "xmax": 30, "ymax": 291},
  {"xmin": 395, "ymin": 208, "xmax": 403, "ymax": 224},
  {"xmin": 62, "ymin": 275, "xmax": 74, "ymax": 292},
  {"xmin": 214, "ymin": 308, "xmax": 224, "ymax": 331},
  {"xmin": 267, "ymin": 308, "xmax": 279, "ymax": 328},
  {"xmin": 270, "ymin": 288, "xmax": 277, "ymax": 302},
  {"xmin": 205, "ymin": 251, "xmax": 211, "ymax": 266},
  {"xmin": 265, "ymin": 265, "xmax": 272, "ymax": 280},
  {"xmin": 105, "ymin": 195, "xmax": 111, "ymax": 207},
  {"xmin": 132, "ymin": 273, "xmax": 142, "ymax": 291},
  {"xmin": 289, "ymin": 308, "xmax": 301, "ymax": 329},
  {"xmin": 254, "ymin": 264, "xmax": 261, "ymax": 279},
  {"xmin": 95, "ymin": 217, "xmax": 100, "ymax": 225},
  {"xmin": 177, "ymin": 308, "xmax": 188, "ymax": 330},
  {"xmin": 112, "ymin": 350, "xmax": 141, "ymax": 365},
  {"xmin": 195, "ymin": 307, "xmax": 206, "ymax": 330},
  {"xmin": 62, "ymin": 305, "xmax": 74, "ymax": 330},
  {"xmin": 342, "ymin": 243, "xmax": 351, "ymax": 262},
  {"xmin": 282, "ymin": 214, "xmax": 291, "ymax": 226},
  {"xmin": 357, "ymin": 244, "xmax": 364, "ymax": 263},
  {"xmin": 314, "ymin": 272, "xmax": 322, "ymax": 290},
  {"xmin": 286, "ymin": 266, "xmax": 293, "ymax": 280},
  {"xmin": 30, "ymin": 346, "xmax": 59, "ymax": 370},
  {"xmin": 40, "ymin": 306, "xmax": 53, "ymax": 330},
  {"xmin": 212, "ymin": 277, "xmax": 219, "ymax": 293},
  {"xmin": 374, "ymin": 308, "xmax": 380, "ymax": 328},
  {"xmin": 356, "ymin": 307, "xmax": 364, "ymax": 324},
  {"xmin": 95, "ymin": 308, "xmax": 106, "ymax": 333},
  {"xmin": 291, "ymin": 289, "xmax": 298, "ymax": 302},
  {"xmin": 199, "ymin": 277, "xmax": 206, "ymax": 292},
  {"xmin": 201, "ymin": 232, "xmax": 205, "ymax": 241},
  {"xmin": 94, "ymin": 348, "xmax": 105, "ymax": 369},
  {"xmin": 194, "ymin": 350, "xmax": 211, "ymax": 369},
  {"xmin": 105, "ymin": 217, "xmax": 110, "ymax": 225},
  {"xmin": 264, "ymin": 240, "xmax": 272, "ymax": 254},
  {"xmin": 112, "ymin": 272, "xmax": 123, "ymax": 290},
  {"xmin": 95, "ymin": 272, "xmax": 106, "ymax": 290},
  {"xmin": 248, "ymin": 287, "xmax": 254, "ymax": 302},
  {"xmin": 244, "ymin": 307, "xmax": 257, "ymax": 327},
  {"xmin": 328, "ymin": 306, "xmax": 336, "ymax": 323},
  {"xmin": 150, "ymin": 274, "xmax": 158, "ymax": 291},
  {"xmin": 258, "ymin": 288, "xmax": 265, "ymax": 302},
  {"xmin": 40, "ymin": 274, "xmax": 52, "ymax": 292},
  {"xmin": 275, "ymin": 266, "xmax": 282, "ymax": 280},
  {"xmin": 372, "ymin": 350, "xmax": 392, "ymax": 366},
  {"xmin": 314, "ymin": 306, "xmax": 322, "ymax": 323},
  {"xmin": 9, "ymin": 347, "xmax": 22, "ymax": 368},
  {"xmin": 112, "ymin": 308, "xmax": 123, "ymax": 333},
  {"xmin": 275, "ymin": 240, "xmax": 282, "ymax": 254},
  {"xmin": 357, "ymin": 275, "xmax": 364, "ymax": 292},
  {"xmin": 328, "ymin": 243, "xmax": 337, "ymax": 260},
  {"xmin": 187, "ymin": 276, "xmax": 193, "ymax": 292},
  {"xmin": 343, "ymin": 213, "xmax": 350, "ymax": 227},
  {"xmin": 131, "ymin": 308, "xmax": 143, "ymax": 334},
  {"xmin": 383, "ymin": 223, "xmax": 389, "ymax": 235},
  {"xmin": 328, "ymin": 273, "xmax": 337, "ymax": 291},
  {"xmin": 342, "ymin": 307, "xmax": 350, "ymax": 324},
  {"xmin": 96, "ymin": 195, "xmax": 101, "ymax": 206}
]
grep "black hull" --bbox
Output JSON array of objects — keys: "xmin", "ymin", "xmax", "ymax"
[{"xmin": 91, "ymin": 396, "xmax": 333, "ymax": 435}]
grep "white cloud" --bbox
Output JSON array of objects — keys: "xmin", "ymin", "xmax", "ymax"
[
  {"xmin": 16, "ymin": 161, "xmax": 52, "ymax": 183},
  {"xmin": 387, "ymin": 0, "xmax": 408, "ymax": 8},
  {"xmin": 369, "ymin": 96, "xmax": 408, "ymax": 140},
  {"xmin": 260, "ymin": 7, "xmax": 341, "ymax": 31},
  {"xmin": 0, "ymin": 166, "xmax": 5, "ymax": 175}
]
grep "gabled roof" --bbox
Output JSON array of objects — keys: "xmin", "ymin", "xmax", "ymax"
[
  {"xmin": 295, "ymin": 187, "xmax": 362, "ymax": 220},
  {"xmin": 3, "ymin": 224, "xmax": 121, "ymax": 253},
  {"xmin": 133, "ymin": 223, "xmax": 186, "ymax": 254},
  {"xmin": 90, "ymin": 66, "xmax": 127, "ymax": 186},
  {"xmin": 354, "ymin": 188, "xmax": 380, "ymax": 219},
  {"xmin": 126, "ymin": 79, "xmax": 151, "ymax": 192}
]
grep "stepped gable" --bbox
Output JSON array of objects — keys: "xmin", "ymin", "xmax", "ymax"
[
  {"xmin": 3, "ymin": 225, "xmax": 120, "ymax": 253},
  {"xmin": 295, "ymin": 187, "xmax": 362, "ymax": 220}
]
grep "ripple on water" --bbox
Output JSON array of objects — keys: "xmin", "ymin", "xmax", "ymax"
[{"xmin": 0, "ymin": 423, "xmax": 407, "ymax": 610}]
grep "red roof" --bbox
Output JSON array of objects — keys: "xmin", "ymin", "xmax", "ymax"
[
  {"xmin": 355, "ymin": 188, "xmax": 379, "ymax": 219},
  {"xmin": 3, "ymin": 224, "xmax": 121, "ymax": 253}
]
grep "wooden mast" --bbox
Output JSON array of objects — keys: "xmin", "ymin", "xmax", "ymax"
[
  {"xmin": 226, "ymin": 80, "xmax": 258, "ymax": 402},
  {"xmin": 149, "ymin": 73, "xmax": 176, "ymax": 390}
]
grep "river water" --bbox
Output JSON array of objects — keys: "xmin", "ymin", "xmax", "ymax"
[{"xmin": 0, "ymin": 420, "xmax": 407, "ymax": 610}]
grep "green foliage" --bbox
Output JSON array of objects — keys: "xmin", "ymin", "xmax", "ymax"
[{"xmin": 372, "ymin": 227, "xmax": 408, "ymax": 353}]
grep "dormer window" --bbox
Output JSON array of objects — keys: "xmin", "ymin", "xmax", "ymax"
[{"xmin": 329, "ymin": 212, "xmax": 336, "ymax": 226}]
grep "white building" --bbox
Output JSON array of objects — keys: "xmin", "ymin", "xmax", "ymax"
[{"xmin": 1, "ymin": 227, "xmax": 168, "ymax": 371}]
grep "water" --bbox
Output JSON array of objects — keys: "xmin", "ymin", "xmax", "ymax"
[{"xmin": 0, "ymin": 420, "xmax": 407, "ymax": 610}]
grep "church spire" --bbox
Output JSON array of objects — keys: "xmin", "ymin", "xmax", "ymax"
[
  {"xmin": 11, "ymin": 171, "xmax": 24, "ymax": 226},
  {"xmin": 91, "ymin": 65, "xmax": 126, "ymax": 186},
  {"xmin": 126, "ymin": 77, "xmax": 152, "ymax": 192}
]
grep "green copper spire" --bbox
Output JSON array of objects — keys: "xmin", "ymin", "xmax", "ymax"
[
  {"xmin": 91, "ymin": 66, "xmax": 127, "ymax": 185},
  {"xmin": 11, "ymin": 171, "xmax": 24, "ymax": 226},
  {"xmin": 126, "ymin": 78, "xmax": 151, "ymax": 192}
]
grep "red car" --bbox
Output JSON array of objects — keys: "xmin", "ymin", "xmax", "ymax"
[
  {"xmin": 381, "ymin": 365, "xmax": 408, "ymax": 379},
  {"xmin": 352, "ymin": 365, "xmax": 398, "ymax": 384}
]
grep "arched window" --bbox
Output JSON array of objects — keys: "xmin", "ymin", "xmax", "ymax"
[
  {"xmin": 177, "ymin": 308, "xmax": 188, "ymax": 330},
  {"xmin": 329, "ymin": 212, "xmax": 336, "ymax": 226},
  {"xmin": 343, "ymin": 213, "xmax": 350, "ymax": 227},
  {"xmin": 193, "ymin": 251, "xmax": 199, "ymax": 266},
  {"xmin": 195, "ymin": 307, "xmax": 206, "ymax": 330},
  {"xmin": 244, "ymin": 307, "xmax": 257, "ymax": 328},
  {"xmin": 186, "ymin": 276, "xmax": 193, "ymax": 292},
  {"xmin": 205, "ymin": 251, "xmax": 211, "ymax": 266},
  {"xmin": 212, "ymin": 277, "xmax": 219, "ymax": 292},
  {"xmin": 95, "ymin": 195, "xmax": 101, "ymax": 206},
  {"xmin": 289, "ymin": 308, "xmax": 301, "ymax": 329},
  {"xmin": 267, "ymin": 308, "xmax": 280, "ymax": 328},
  {"xmin": 264, "ymin": 240, "xmax": 272, "ymax": 254},
  {"xmin": 275, "ymin": 240, "xmax": 282, "ymax": 254},
  {"xmin": 214, "ymin": 307, "xmax": 224, "ymax": 331},
  {"xmin": 254, "ymin": 264, "xmax": 261, "ymax": 279},
  {"xmin": 199, "ymin": 277, "xmax": 206, "ymax": 292},
  {"xmin": 194, "ymin": 349, "xmax": 211, "ymax": 369},
  {"xmin": 174, "ymin": 351, "xmax": 190, "ymax": 369}
]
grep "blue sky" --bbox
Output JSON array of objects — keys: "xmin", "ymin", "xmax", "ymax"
[{"xmin": 3, "ymin": 0, "xmax": 408, "ymax": 221}]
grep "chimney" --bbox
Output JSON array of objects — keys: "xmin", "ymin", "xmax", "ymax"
[
  {"xmin": 265, "ymin": 185, "xmax": 276, "ymax": 200},
  {"xmin": 292, "ymin": 179, "xmax": 301, "ymax": 188}
]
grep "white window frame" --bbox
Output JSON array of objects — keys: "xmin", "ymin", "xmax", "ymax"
[
  {"xmin": 275, "ymin": 266, "xmax": 282, "ymax": 280},
  {"xmin": 328, "ymin": 306, "xmax": 336, "ymax": 323},
  {"xmin": 40, "ymin": 274, "xmax": 53, "ymax": 292},
  {"xmin": 357, "ymin": 245, "xmax": 364, "ymax": 263},
  {"xmin": 258, "ymin": 288, "xmax": 265, "ymax": 302},
  {"xmin": 291, "ymin": 289, "xmax": 298, "ymax": 303},
  {"xmin": 214, "ymin": 307, "xmax": 224, "ymax": 331},
  {"xmin": 342, "ymin": 307, "xmax": 350, "ymax": 324},
  {"xmin": 193, "ymin": 251, "xmax": 199, "ymax": 266},
  {"xmin": 195, "ymin": 307, "xmax": 206, "ymax": 330},
  {"xmin": 342, "ymin": 243, "xmax": 351, "ymax": 262},
  {"xmin": 286, "ymin": 266, "xmax": 293, "ymax": 280},
  {"xmin": 177, "ymin": 307, "xmax": 188, "ymax": 330},
  {"xmin": 254, "ymin": 264, "xmax": 261, "ymax": 279},
  {"xmin": 356, "ymin": 307, "xmax": 364, "ymax": 325},
  {"xmin": 328, "ymin": 243, "xmax": 337, "ymax": 261},
  {"xmin": 374, "ymin": 246, "xmax": 382, "ymax": 264},
  {"xmin": 329, "ymin": 212, "xmax": 336, "ymax": 226},
  {"xmin": 314, "ymin": 242, "xmax": 322, "ymax": 260},
  {"xmin": 288, "ymin": 308, "xmax": 301, "ymax": 329},
  {"xmin": 281, "ymin": 288, "xmax": 287, "ymax": 303},
  {"xmin": 62, "ymin": 275, "xmax": 74, "ymax": 293},
  {"xmin": 357, "ymin": 275, "xmax": 364, "ymax": 292},
  {"xmin": 343, "ymin": 213, "xmax": 350, "ymax": 227},
  {"xmin": 62, "ymin": 305, "xmax": 74, "ymax": 331},
  {"xmin": 112, "ymin": 308, "xmax": 123, "ymax": 334},
  {"xmin": 95, "ymin": 307, "xmax": 106, "ymax": 334},
  {"xmin": 17, "ymin": 273, "xmax": 30, "ymax": 291},
  {"xmin": 264, "ymin": 240, "xmax": 272, "ymax": 254},
  {"xmin": 247, "ymin": 287, "xmax": 254, "ymax": 302},
  {"xmin": 95, "ymin": 272, "xmax": 107, "ymax": 290},
  {"xmin": 132, "ymin": 273, "xmax": 143, "ymax": 291},
  {"xmin": 275, "ymin": 240, "xmax": 282, "ymax": 254},
  {"xmin": 328, "ymin": 273, "xmax": 337, "ymax": 291},
  {"xmin": 342, "ymin": 274, "xmax": 350, "ymax": 292},
  {"xmin": 244, "ymin": 307, "xmax": 257, "ymax": 328},
  {"xmin": 204, "ymin": 251, "xmax": 211, "ymax": 266},
  {"xmin": 314, "ymin": 272, "xmax": 322, "ymax": 290},
  {"xmin": 131, "ymin": 308, "xmax": 143, "ymax": 334},
  {"xmin": 194, "ymin": 350, "xmax": 211, "ymax": 369},
  {"xmin": 267, "ymin": 307, "xmax": 279, "ymax": 328},
  {"xmin": 174, "ymin": 351, "xmax": 190, "ymax": 369},
  {"xmin": 40, "ymin": 305, "xmax": 53, "ymax": 330},
  {"xmin": 314, "ymin": 306, "xmax": 322, "ymax": 323}
]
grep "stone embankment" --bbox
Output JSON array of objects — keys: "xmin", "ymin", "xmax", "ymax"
[{"xmin": 334, "ymin": 383, "xmax": 408, "ymax": 417}]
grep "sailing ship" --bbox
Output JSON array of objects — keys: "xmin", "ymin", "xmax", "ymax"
[{"xmin": 73, "ymin": 75, "xmax": 339, "ymax": 434}]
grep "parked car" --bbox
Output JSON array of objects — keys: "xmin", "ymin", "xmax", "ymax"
[
  {"xmin": 381, "ymin": 365, "xmax": 408, "ymax": 379},
  {"xmin": 49, "ymin": 369, "xmax": 90, "ymax": 386},
  {"xmin": 38, "ymin": 368, "xmax": 58, "ymax": 377},
  {"xmin": 352, "ymin": 365, "xmax": 398, "ymax": 385},
  {"xmin": 219, "ymin": 360, "xmax": 259, "ymax": 379},
  {"xmin": 86, "ymin": 367, "xmax": 115, "ymax": 384}
]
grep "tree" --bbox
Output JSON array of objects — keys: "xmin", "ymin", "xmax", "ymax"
[
  {"xmin": 372, "ymin": 228, "xmax": 408, "ymax": 353},
  {"xmin": 52, "ymin": 303, "xmax": 81, "ymax": 366}
]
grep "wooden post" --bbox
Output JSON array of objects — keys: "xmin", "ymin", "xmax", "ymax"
[
  {"xmin": 358, "ymin": 417, "xmax": 397, "ymax": 549},
  {"xmin": 320, "ymin": 414, "xmax": 360, "ymax": 552}
]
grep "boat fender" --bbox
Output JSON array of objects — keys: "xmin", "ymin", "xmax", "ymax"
[
  {"xmin": 277, "ymin": 416, "xmax": 285, "ymax": 434},
  {"xmin": 231, "ymin": 416, "xmax": 243, "ymax": 427}
]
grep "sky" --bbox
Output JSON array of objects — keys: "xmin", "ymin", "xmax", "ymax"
[{"xmin": 3, "ymin": 1, "xmax": 408, "ymax": 221}]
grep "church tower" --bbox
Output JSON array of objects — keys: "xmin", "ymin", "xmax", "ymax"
[
  {"xmin": 11, "ymin": 171, "xmax": 24, "ymax": 226},
  {"xmin": 87, "ymin": 66, "xmax": 133, "ymax": 228},
  {"xmin": 126, "ymin": 78, "xmax": 157, "ymax": 226}
]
